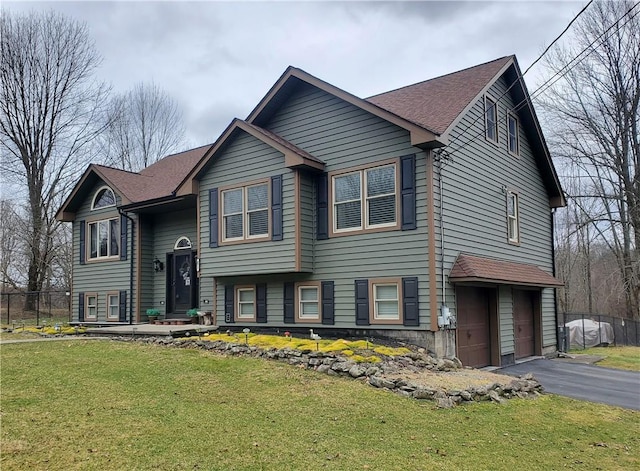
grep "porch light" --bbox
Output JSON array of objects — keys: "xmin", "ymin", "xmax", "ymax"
[{"xmin": 153, "ymin": 257, "xmax": 164, "ymax": 272}]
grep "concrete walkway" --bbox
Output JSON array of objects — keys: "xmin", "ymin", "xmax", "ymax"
[
  {"xmin": 498, "ymin": 358, "xmax": 640, "ymax": 410},
  {"xmin": 85, "ymin": 324, "xmax": 219, "ymax": 336}
]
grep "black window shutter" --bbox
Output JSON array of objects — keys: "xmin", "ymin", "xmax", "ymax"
[
  {"xmin": 79, "ymin": 220, "xmax": 86, "ymax": 265},
  {"xmin": 317, "ymin": 173, "xmax": 329, "ymax": 240},
  {"xmin": 256, "ymin": 283, "xmax": 267, "ymax": 323},
  {"xmin": 119, "ymin": 290, "xmax": 127, "ymax": 322},
  {"xmin": 321, "ymin": 281, "xmax": 335, "ymax": 325},
  {"xmin": 271, "ymin": 175, "xmax": 283, "ymax": 241},
  {"xmin": 401, "ymin": 154, "xmax": 417, "ymax": 230},
  {"xmin": 283, "ymin": 282, "xmax": 295, "ymax": 323},
  {"xmin": 120, "ymin": 215, "xmax": 128, "ymax": 261},
  {"xmin": 355, "ymin": 279, "xmax": 370, "ymax": 326},
  {"xmin": 209, "ymin": 188, "xmax": 219, "ymax": 248},
  {"xmin": 402, "ymin": 277, "xmax": 419, "ymax": 326},
  {"xmin": 78, "ymin": 292, "xmax": 85, "ymax": 322},
  {"xmin": 224, "ymin": 284, "xmax": 234, "ymax": 323}
]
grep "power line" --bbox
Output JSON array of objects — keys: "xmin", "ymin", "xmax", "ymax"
[{"xmin": 444, "ymin": 1, "xmax": 639, "ymax": 157}]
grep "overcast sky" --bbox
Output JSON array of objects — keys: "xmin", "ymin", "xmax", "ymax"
[{"xmin": 6, "ymin": 0, "xmax": 586, "ymax": 149}]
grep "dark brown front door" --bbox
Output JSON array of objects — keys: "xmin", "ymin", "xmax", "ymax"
[
  {"xmin": 513, "ymin": 289, "xmax": 536, "ymax": 359},
  {"xmin": 457, "ymin": 286, "xmax": 492, "ymax": 368}
]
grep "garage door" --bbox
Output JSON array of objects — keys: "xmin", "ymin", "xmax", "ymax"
[
  {"xmin": 456, "ymin": 286, "xmax": 491, "ymax": 368},
  {"xmin": 513, "ymin": 289, "xmax": 535, "ymax": 359}
]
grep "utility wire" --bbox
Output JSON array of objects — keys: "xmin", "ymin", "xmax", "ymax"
[
  {"xmin": 442, "ymin": 0, "xmax": 594, "ymax": 152},
  {"xmin": 444, "ymin": 1, "xmax": 639, "ymax": 157}
]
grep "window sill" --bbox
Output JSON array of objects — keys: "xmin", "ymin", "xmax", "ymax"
[
  {"xmin": 329, "ymin": 223, "xmax": 400, "ymax": 238},
  {"xmin": 220, "ymin": 235, "xmax": 272, "ymax": 246},
  {"xmin": 86, "ymin": 256, "xmax": 121, "ymax": 263},
  {"xmin": 370, "ymin": 318, "xmax": 404, "ymax": 325}
]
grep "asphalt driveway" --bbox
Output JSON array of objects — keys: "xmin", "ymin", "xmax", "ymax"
[{"xmin": 498, "ymin": 358, "xmax": 640, "ymax": 410}]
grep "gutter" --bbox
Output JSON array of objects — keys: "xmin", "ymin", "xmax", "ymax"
[{"xmin": 119, "ymin": 209, "xmax": 136, "ymax": 325}]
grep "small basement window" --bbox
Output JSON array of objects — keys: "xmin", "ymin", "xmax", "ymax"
[{"xmin": 236, "ymin": 286, "xmax": 256, "ymax": 321}]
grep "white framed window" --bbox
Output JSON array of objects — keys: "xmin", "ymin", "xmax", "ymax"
[
  {"xmin": 221, "ymin": 181, "xmax": 269, "ymax": 242},
  {"xmin": 88, "ymin": 218, "xmax": 119, "ymax": 260},
  {"xmin": 485, "ymin": 96, "xmax": 498, "ymax": 143},
  {"xmin": 91, "ymin": 186, "xmax": 116, "ymax": 210},
  {"xmin": 297, "ymin": 284, "xmax": 321, "ymax": 322},
  {"xmin": 236, "ymin": 287, "xmax": 256, "ymax": 321},
  {"xmin": 507, "ymin": 191, "xmax": 520, "ymax": 244},
  {"xmin": 332, "ymin": 162, "xmax": 398, "ymax": 235},
  {"xmin": 85, "ymin": 293, "xmax": 98, "ymax": 320},
  {"xmin": 373, "ymin": 283, "xmax": 400, "ymax": 321},
  {"xmin": 507, "ymin": 113, "xmax": 519, "ymax": 156},
  {"xmin": 174, "ymin": 236, "xmax": 192, "ymax": 250},
  {"xmin": 106, "ymin": 293, "xmax": 119, "ymax": 320}
]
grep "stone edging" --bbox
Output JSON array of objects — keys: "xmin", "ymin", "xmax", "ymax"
[{"xmin": 110, "ymin": 335, "xmax": 543, "ymax": 408}]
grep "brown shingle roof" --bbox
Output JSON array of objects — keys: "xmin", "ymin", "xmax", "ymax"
[
  {"xmin": 367, "ymin": 56, "xmax": 513, "ymax": 135},
  {"xmin": 449, "ymin": 254, "xmax": 563, "ymax": 287},
  {"xmin": 95, "ymin": 144, "xmax": 211, "ymax": 203}
]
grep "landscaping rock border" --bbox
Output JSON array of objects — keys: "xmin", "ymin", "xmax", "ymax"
[{"xmin": 109, "ymin": 335, "xmax": 544, "ymax": 408}]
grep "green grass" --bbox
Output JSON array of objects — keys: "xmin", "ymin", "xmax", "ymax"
[
  {"xmin": 2, "ymin": 341, "xmax": 638, "ymax": 470},
  {"xmin": 571, "ymin": 346, "xmax": 640, "ymax": 371}
]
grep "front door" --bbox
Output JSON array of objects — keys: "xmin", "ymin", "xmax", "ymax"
[{"xmin": 171, "ymin": 250, "xmax": 195, "ymax": 315}]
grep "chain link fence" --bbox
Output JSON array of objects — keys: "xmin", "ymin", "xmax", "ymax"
[
  {"xmin": 558, "ymin": 312, "xmax": 640, "ymax": 352},
  {"xmin": 1, "ymin": 290, "xmax": 72, "ymax": 326}
]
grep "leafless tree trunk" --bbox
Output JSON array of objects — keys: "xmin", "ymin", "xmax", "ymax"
[
  {"xmin": 0, "ymin": 10, "xmax": 110, "ymax": 310},
  {"xmin": 542, "ymin": 0, "xmax": 640, "ymax": 319},
  {"xmin": 101, "ymin": 82, "xmax": 185, "ymax": 171}
]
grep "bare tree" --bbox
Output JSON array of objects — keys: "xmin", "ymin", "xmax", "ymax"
[
  {"xmin": 0, "ymin": 10, "xmax": 110, "ymax": 309},
  {"xmin": 541, "ymin": 0, "xmax": 640, "ymax": 319},
  {"xmin": 101, "ymin": 82, "xmax": 186, "ymax": 171}
]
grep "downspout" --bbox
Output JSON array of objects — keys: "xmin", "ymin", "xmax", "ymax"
[
  {"xmin": 551, "ymin": 208, "xmax": 561, "ymax": 351},
  {"xmin": 119, "ymin": 209, "xmax": 135, "ymax": 324}
]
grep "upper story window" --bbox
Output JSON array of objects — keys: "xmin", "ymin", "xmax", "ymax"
[
  {"xmin": 174, "ymin": 237, "xmax": 192, "ymax": 250},
  {"xmin": 221, "ymin": 180, "xmax": 270, "ymax": 243},
  {"xmin": 484, "ymin": 96, "xmax": 498, "ymax": 143},
  {"xmin": 330, "ymin": 161, "xmax": 399, "ymax": 236},
  {"xmin": 507, "ymin": 191, "xmax": 520, "ymax": 244},
  {"xmin": 88, "ymin": 218, "xmax": 119, "ymax": 259},
  {"xmin": 507, "ymin": 113, "xmax": 520, "ymax": 156},
  {"xmin": 91, "ymin": 186, "xmax": 116, "ymax": 210}
]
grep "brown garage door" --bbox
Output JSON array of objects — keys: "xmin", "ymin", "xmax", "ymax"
[
  {"xmin": 457, "ymin": 286, "xmax": 491, "ymax": 368},
  {"xmin": 513, "ymin": 289, "xmax": 535, "ymax": 359}
]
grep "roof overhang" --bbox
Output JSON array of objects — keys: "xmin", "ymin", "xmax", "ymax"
[
  {"xmin": 176, "ymin": 119, "xmax": 325, "ymax": 196},
  {"xmin": 56, "ymin": 165, "xmax": 132, "ymax": 222},
  {"xmin": 448, "ymin": 254, "xmax": 563, "ymax": 288},
  {"xmin": 119, "ymin": 194, "xmax": 197, "ymax": 215},
  {"xmin": 247, "ymin": 67, "xmax": 447, "ymax": 149}
]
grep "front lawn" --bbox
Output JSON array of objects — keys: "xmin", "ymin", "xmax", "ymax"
[
  {"xmin": 571, "ymin": 346, "xmax": 640, "ymax": 371},
  {"xmin": 2, "ymin": 341, "xmax": 638, "ymax": 470}
]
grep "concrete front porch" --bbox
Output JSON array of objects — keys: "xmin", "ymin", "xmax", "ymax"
[{"xmin": 86, "ymin": 324, "xmax": 219, "ymax": 337}]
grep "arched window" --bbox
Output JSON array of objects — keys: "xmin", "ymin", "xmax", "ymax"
[
  {"xmin": 174, "ymin": 236, "xmax": 192, "ymax": 250},
  {"xmin": 92, "ymin": 186, "xmax": 116, "ymax": 210}
]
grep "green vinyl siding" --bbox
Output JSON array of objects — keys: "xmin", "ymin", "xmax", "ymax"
[
  {"xmin": 299, "ymin": 172, "xmax": 315, "ymax": 272},
  {"xmin": 499, "ymin": 286, "xmax": 514, "ymax": 355},
  {"xmin": 248, "ymin": 83, "xmax": 432, "ymax": 329},
  {"xmin": 151, "ymin": 209, "xmax": 197, "ymax": 317},
  {"xmin": 541, "ymin": 288, "xmax": 556, "ymax": 347},
  {"xmin": 441, "ymin": 75, "xmax": 556, "ymax": 343},
  {"xmin": 71, "ymin": 180, "xmax": 134, "ymax": 322},
  {"xmin": 139, "ymin": 217, "xmax": 154, "ymax": 316},
  {"xmin": 198, "ymin": 131, "xmax": 296, "ymax": 276}
]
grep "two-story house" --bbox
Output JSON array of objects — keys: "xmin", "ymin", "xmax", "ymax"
[{"xmin": 57, "ymin": 55, "xmax": 564, "ymax": 367}]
